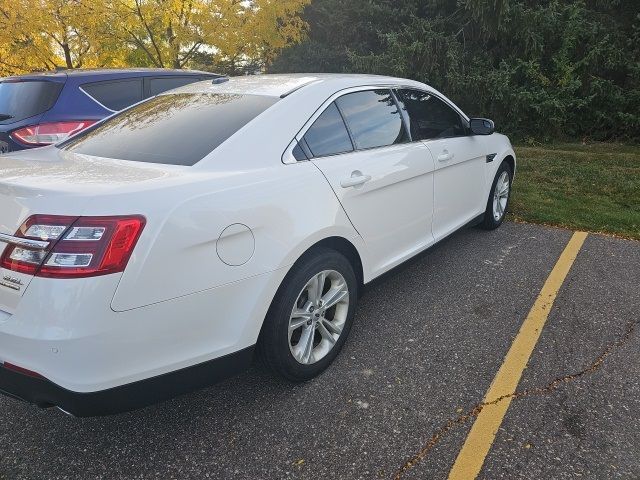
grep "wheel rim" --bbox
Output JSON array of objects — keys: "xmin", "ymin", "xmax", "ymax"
[
  {"xmin": 288, "ymin": 270, "xmax": 349, "ymax": 365},
  {"xmin": 492, "ymin": 171, "xmax": 510, "ymax": 221}
]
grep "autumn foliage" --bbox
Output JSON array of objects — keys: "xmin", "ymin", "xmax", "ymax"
[{"xmin": 0, "ymin": 0, "xmax": 310, "ymax": 76}]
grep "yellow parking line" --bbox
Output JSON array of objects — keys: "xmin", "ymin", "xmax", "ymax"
[{"xmin": 448, "ymin": 231, "xmax": 588, "ymax": 480}]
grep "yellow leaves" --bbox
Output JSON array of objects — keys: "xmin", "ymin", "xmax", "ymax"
[
  {"xmin": 0, "ymin": 0, "xmax": 124, "ymax": 74},
  {"xmin": 186, "ymin": 0, "xmax": 310, "ymax": 67},
  {"xmin": 0, "ymin": 0, "xmax": 309, "ymax": 75}
]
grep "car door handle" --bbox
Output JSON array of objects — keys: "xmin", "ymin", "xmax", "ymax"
[
  {"xmin": 340, "ymin": 173, "xmax": 371, "ymax": 188},
  {"xmin": 437, "ymin": 151, "xmax": 454, "ymax": 162}
]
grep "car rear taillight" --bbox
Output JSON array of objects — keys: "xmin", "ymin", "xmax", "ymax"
[
  {"xmin": 10, "ymin": 120, "xmax": 96, "ymax": 146},
  {"xmin": 0, "ymin": 215, "xmax": 145, "ymax": 278}
]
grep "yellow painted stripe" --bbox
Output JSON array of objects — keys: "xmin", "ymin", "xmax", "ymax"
[{"xmin": 448, "ymin": 231, "xmax": 588, "ymax": 480}]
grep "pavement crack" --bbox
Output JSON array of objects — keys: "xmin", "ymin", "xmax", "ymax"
[{"xmin": 393, "ymin": 319, "xmax": 638, "ymax": 479}]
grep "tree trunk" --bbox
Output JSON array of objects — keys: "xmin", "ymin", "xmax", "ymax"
[
  {"xmin": 62, "ymin": 43, "xmax": 73, "ymax": 69},
  {"xmin": 166, "ymin": 22, "xmax": 181, "ymax": 69}
]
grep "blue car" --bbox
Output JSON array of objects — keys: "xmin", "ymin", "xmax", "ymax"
[{"xmin": 0, "ymin": 68, "xmax": 220, "ymax": 153}]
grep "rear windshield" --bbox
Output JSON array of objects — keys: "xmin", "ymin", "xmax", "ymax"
[
  {"xmin": 61, "ymin": 92, "xmax": 278, "ymax": 166},
  {"xmin": 0, "ymin": 80, "xmax": 63, "ymax": 124}
]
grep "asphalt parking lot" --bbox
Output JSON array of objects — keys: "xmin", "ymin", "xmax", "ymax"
[{"xmin": 0, "ymin": 221, "xmax": 638, "ymax": 479}]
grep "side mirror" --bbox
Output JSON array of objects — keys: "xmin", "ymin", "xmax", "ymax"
[{"xmin": 469, "ymin": 118, "xmax": 495, "ymax": 135}]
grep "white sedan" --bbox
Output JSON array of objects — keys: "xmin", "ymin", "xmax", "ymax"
[{"xmin": 0, "ymin": 74, "xmax": 515, "ymax": 416}]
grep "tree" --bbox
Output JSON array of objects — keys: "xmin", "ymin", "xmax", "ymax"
[
  {"xmin": 0, "ymin": 0, "xmax": 125, "ymax": 74},
  {"xmin": 0, "ymin": 0, "xmax": 309, "ymax": 76},
  {"xmin": 96, "ymin": 0, "xmax": 309, "ymax": 71},
  {"xmin": 271, "ymin": 0, "xmax": 640, "ymax": 142}
]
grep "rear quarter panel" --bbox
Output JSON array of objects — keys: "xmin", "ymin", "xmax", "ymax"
[{"xmin": 109, "ymin": 161, "xmax": 360, "ymax": 312}]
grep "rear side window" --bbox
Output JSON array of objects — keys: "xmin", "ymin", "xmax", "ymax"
[
  {"xmin": 303, "ymin": 103, "xmax": 353, "ymax": 157},
  {"xmin": 82, "ymin": 79, "xmax": 144, "ymax": 111},
  {"xmin": 0, "ymin": 81, "xmax": 63, "ymax": 124},
  {"xmin": 61, "ymin": 93, "xmax": 278, "ymax": 166},
  {"xmin": 149, "ymin": 76, "xmax": 203, "ymax": 96},
  {"xmin": 335, "ymin": 89, "xmax": 407, "ymax": 150},
  {"xmin": 396, "ymin": 89, "xmax": 467, "ymax": 140}
]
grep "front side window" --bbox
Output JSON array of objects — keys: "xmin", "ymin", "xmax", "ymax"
[
  {"xmin": 82, "ymin": 79, "xmax": 144, "ymax": 111},
  {"xmin": 303, "ymin": 102, "xmax": 353, "ymax": 157},
  {"xmin": 335, "ymin": 89, "xmax": 407, "ymax": 150},
  {"xmin": 396, "ymin": 89, "xmax": 467, "ymax": 140},
  {"xmin": 61, "ymin": 93, "xmax": 278, "ymax": 166}
]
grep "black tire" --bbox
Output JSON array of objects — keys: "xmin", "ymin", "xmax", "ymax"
[
  {"xmin": 480, "ymin": 161, "xmax": 513, "ymax": 230},
  {"xmin": 258, "ymin": 247, "xmax": 358, "ymax": 382}
]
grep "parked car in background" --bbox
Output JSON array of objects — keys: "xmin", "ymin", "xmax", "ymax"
[
  {"xmin": 0, "ymin": 74, "xmax": 515, "ymax": 416},
  {"xmin": 0, "ymin": 68, "xmax": 220, "ymax": 154}
]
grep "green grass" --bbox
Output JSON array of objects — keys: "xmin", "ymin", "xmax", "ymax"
[{"xmin": 509, "ymin": 143, "xmax": 640, "ymax": 240}]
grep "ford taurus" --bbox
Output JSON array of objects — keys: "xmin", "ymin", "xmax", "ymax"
[{"xmin": 0, "ymin": 74, "xmax": 515, "ymax": 416}]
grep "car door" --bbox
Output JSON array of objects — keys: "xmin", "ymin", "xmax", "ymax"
[
  {"xmin": 396, "ymin": 89, "xmax": 487, "ymax": 241},
  {"xmin": 302, "ymin": 88, "xmax": 436, "ymax": 275}
]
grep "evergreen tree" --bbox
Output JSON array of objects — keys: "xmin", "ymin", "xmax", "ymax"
[{"xmin": 271, "ymin": 0, "xmax": 640, "ymax": 141}]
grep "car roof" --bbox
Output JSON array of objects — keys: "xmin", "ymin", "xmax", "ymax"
[
  {"xmin": 1, "ymin": 68, "xmax": 218, "ymax": 82},
  {"xmin": 63, "ymin": 68, "xmax": 215, "ymax": 77},
  {"xmin": 170, "ymin": 73, "xmax": 429, "ymax": 98}
]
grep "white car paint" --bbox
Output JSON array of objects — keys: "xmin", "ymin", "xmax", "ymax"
[{"xmin": 0, "ymin": 74, "xmax": 515, "ymax": 410}]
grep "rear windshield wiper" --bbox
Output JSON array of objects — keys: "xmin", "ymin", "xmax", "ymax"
[{"xmin": 0, "ymin": 114, "xmax": 13, "ymax": 121}]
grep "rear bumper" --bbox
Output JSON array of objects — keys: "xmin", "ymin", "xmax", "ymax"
[
  {"xmin": 0, "ymin": 345, "xmax": 254, "ymax": 417},
  {"xmin": 0, "ymin": 266, "xmax": 283, "ymax": 393}
]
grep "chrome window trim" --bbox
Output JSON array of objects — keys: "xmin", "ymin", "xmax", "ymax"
[
  {"xmin": 282, "ymin": 83, "xmax": 471, "ymax": 164},
  {"xmin": 296, "ymin": 85, "xmax": 408, "ymax": 161},
  {"xmin": 0, "ymin": 233, "xmax": 50, "ymax": 250}
]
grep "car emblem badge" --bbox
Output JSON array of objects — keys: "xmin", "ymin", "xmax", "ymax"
[{"xmin": 0, "ymin": 274, "xmax": 23, "ymax": 291}]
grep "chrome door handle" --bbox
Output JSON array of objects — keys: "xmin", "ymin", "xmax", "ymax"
[
  {"xmin": 437, "ymin": 151, "xmax": 454, "ymax": 162},
  {"xmin": 340, "ymin": 173, "xmax": 371, "ymax": 188}
]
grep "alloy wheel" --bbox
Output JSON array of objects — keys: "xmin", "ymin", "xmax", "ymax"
[
  {"xmin": 492, "ymin": 171, "xmax": 510, "ymax": 221},
  {"xmin": 288, "ymin": 270, "xmax": 350, "ymax": 365}
]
